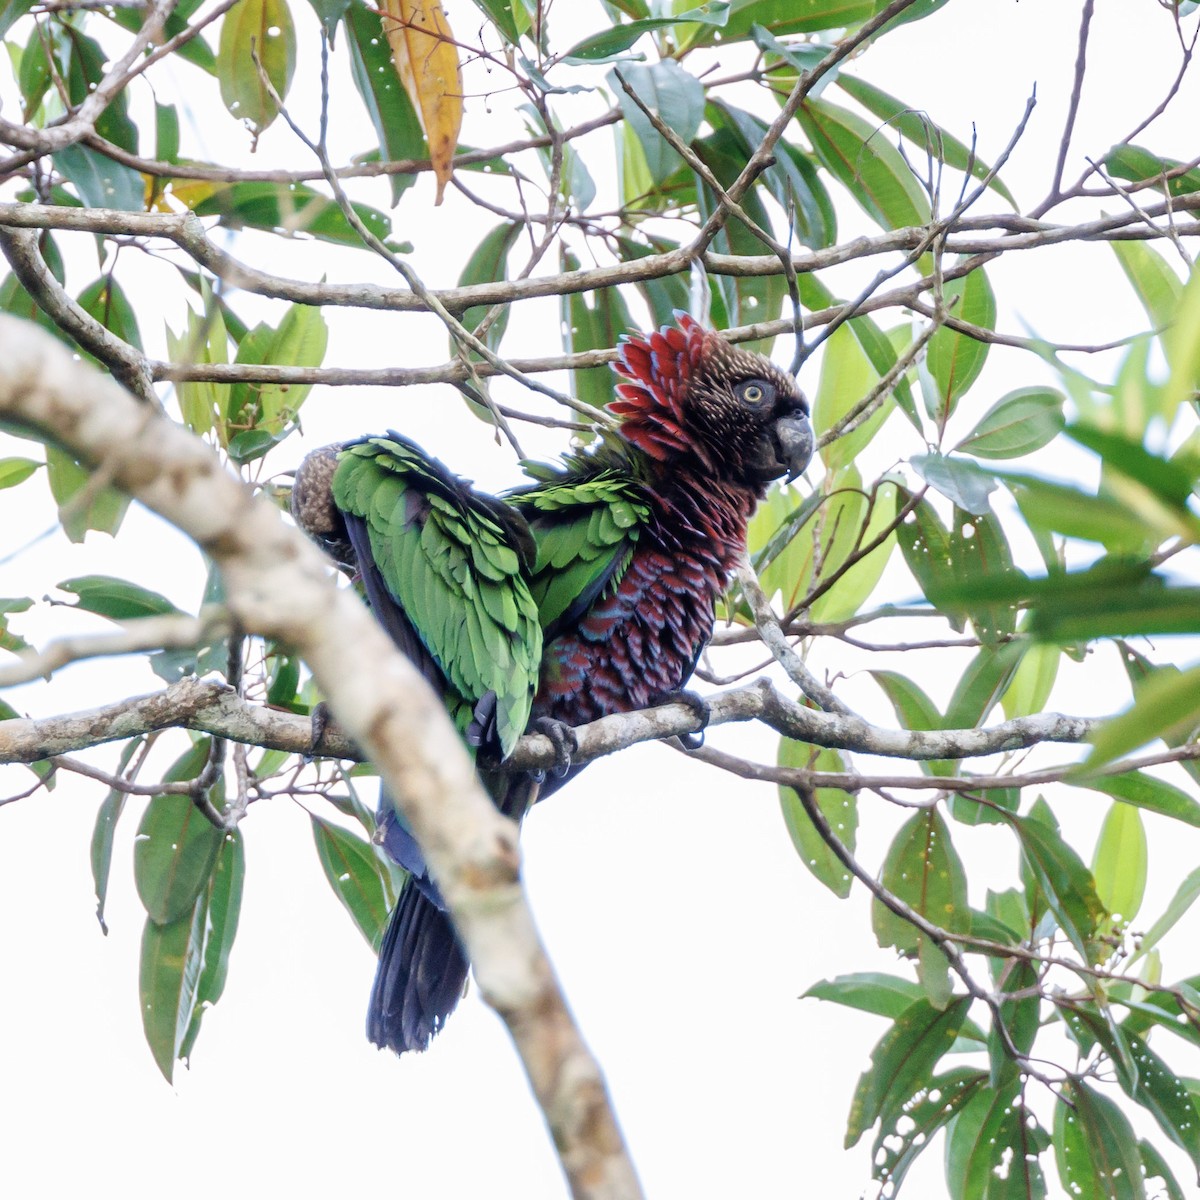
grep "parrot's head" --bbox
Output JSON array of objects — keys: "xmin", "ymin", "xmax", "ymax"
[{"xmin": 609, "ymin": 314, "xmax": 813, "ymax": 491}]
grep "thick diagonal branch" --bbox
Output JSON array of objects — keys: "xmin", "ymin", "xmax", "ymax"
[{"xmin": 0, "ymin": 317, "xmax": 641, "ymax": 1200}]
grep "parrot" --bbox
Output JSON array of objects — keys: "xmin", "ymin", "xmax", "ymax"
[{"xmin": 290, "ymin": 314, "xmax": 814, "ymax": 1055}]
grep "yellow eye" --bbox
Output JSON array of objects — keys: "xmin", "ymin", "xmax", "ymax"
[{"xmin": 737, "ymin": 379, "xmax": 774, "ymax": 407}]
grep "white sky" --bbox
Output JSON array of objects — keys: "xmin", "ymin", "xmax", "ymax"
[{"xmin": 3, "ymin": 2, "xmax": 1200, "ymax": 1198}]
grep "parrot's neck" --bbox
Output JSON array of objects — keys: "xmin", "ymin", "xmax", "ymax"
[{"xmin": 645, "ymin": 462, "xmax": 762, "ymax": 571}]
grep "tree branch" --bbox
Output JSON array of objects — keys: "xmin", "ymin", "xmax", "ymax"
[
  {"xmin": 0, "ymin": 317, "xmax": 641, "ymax": 1200},
  {"xmin": 0, "ymin": 673, "xmax": 1102, "ymax": 773},
  {"xmin": 0, "ymin": 608, "xmax": 231, "ymax": 687}
]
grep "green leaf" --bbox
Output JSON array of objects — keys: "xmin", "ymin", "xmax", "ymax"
[
  {"xmin": 304, "ymin": 0, "xmax": 351, "ymax": 39},
  {"xmin": 76, "ymin": 276, "xmax": 143, "ymax": 354},
  {"xmin": 1134, "ymin": 865, "xmax": 1200, "ymax": 964},
  {"xmin": 748, "ymin": 25, "xmax": 834, "ymax": 73},
  {"xmin": 1084, "ymin": 664, "xmax": 1200, "ymax": 773},
  {"xmin": 57, "ymin": 574, "xmax": 181, "ymax": 621},
  {"xmin": 1115, "ymin": 1029, "xmax": 1200, "ymax": 1173},
  {"xmin": 560, "ymin": 249, "xmax": 633, "ymax": 412},
  {"xmin": 64, "ymin": 28, "xmax": 138, "ymax": 151},
  {"xmin": 134, "ymin": 741, "xmax": 226, "ymax": 925},
  {"xmin": 45, "ymin": 444, "xmax": 131, "ymax": 542},
  {"xmin": 265, "ymin": 647, "xmax": 302, "ymax": 710},
  {"xmin": 166, "ymin": 291, "xmax": 230, "ymax": 440},
  {"xmin": 871, "ymin": 0, "xmax": 951, "ymax": 32},
  {"xmin": 311, "ymin": 813, "xmax": 394, "ymax": 949},
  {"xmin": 719, "ymin": 0, "xmax": 874, "ymax": 41},
  {"xmin": 803, "ymin": 970, "xmax": 922, "ymax": 1019},
  {"xmin": 190, "ymin": 180, "xmax": 397, "ymax": 250},
  {"xmin": 0, "ymin": 456, "xmax": 39, "ymax": 489},
  {"xmin": 1078, "ymin": 770, "xmax": 1200, "ymax": 828},
  {"xmin": 872, "ymin": 810, "xmax": 969, "ymax": 1003},
  {"xmin": 0, "ymin": 0, "xmax": 34, "ymax": 41},
  {"xmin": 1139, "ymin": 1139, "xmax": 1188, "ymax": 1200},
  {"xmin": 1091, "ymin": 802, "xmax": 1147, "ymax": 929},
  {"xmin": 988, "ymin": 959, "xmax": 1040, "ymax": 1089},
  {"xmin": 1053, "ymin": 1081, "xmax": 1146, "ymax": 1200},
  {"xmin": 1112, "ymin": 239, "xmax": 1183, "ymax": 332},
  {"xmin": 1, "ymin": 265, "xmax": 70, "ymax": 340},
  {"xmin": 345, "ymin": 0, "xmax": 424, "ymax": 205},
  {"xmin": 155, "ymin": 101, "xmax": 181, "ymax": 163},
  {"xmin": 1001, "ymin": 641, "xmax": 1059, "ymax": 720},
  {"xmin": 110, "ymin": 2, "xmax": 216, "ymax": 73},
  {"xmin": 610, "ymin": 60, "xmax": 704, "ymax": 185},
  {"xmin": 1164, "ymin": 261, "xmax": 1200, "ymax": 421},
  {"xmin": 845, "ymin": 995, "xmax": 971, "ymax": 1147},
  {"xmin": 910, "ymin": 452, "xmax": 996, "ymax": 515},
  {"xmin": 802, "ymin": 467, "xmax": 890, "ymax": 623},
  {"xmin": 138, "ymin": 830, "xmax": 243, "ymax": 1081},
  {"xmin": 778, "ymin": 743, "xmax": 857, "ymax": 898},
  {"xmin": 457, "ymin": 222, "xmax": 522, "ymax": 360},
  {"xmin": 838, "ymin": 75, "xmax": 1016, "ymax": 207},
  {"xmin": 468, "ymin": 0, "xmax": 531, "ymax": 42},
  {"xmin": 1006, "ymin": 473, "xmax": 1163, "ymax": 555},
  {"xmin": 812, "ymin": 480, "xmax": 897, "ymax": 624},
  {"xmin": 1006, "ymin": 809, "xmax": 1104, "ymax": 963},
  {"xmin": 1104, "ymin": 143, "xmax": 1200, "ymax": 200},
  {"xmin": 895, "ymin": 493, "xmax": 957, "ymax": 616},
  {"xmin": 52, "ymin": 143, "xmax": 144, "ymax": 212},
  {"xmin": 946, "ymin": 1081, "xmax": 1047, "ymax": 1200},
  {"xmin": 813, "ymin": 321, "xmax": 883, "ymax": 473},
  {"xmin": 227, "ymin": 303, "xmax": 327, "ymax": 462},
  {"xmin": 1067, "ymin": 423, "xmax": 1199, "ymax": 514},
  {"xmin": 798, "ymin": 97, "xmax": 930, "ymax": 234},
  {"xmin": 709, "ymin": 102, "xmax": 837, "ymax": 249},
  {"xmin": 924, "ymin": 266, "xmax": 996, "ymax": 420},
  {"xmin": 875, "ymin": 1068, "xmax": 987, "ymax": 1195},
  {"xmin": 217, "ymin": 0, "xmax": 297, "ymax": 134},
  {"xmin": 18, "ymin": 21, "xmax": 58, "ymax": 117},
  {"xmin": 944, "ymin": 641, "xmax": 1022, "ymax": 731},
  {"xmin": 564, "ymin": 2, "xmax": 729, "ymax": 59},
  {"xmin": 955, "ymin": 387, "xmax": 1066, "ymax": 460},
  {"xmin": 139, "ymin": 899, "xmax": 206, "ymax": 1082},
  {"xmin": 0, "ymin": 595, "xmax": 32, "ymax": 653},
  {"xmin": 89, "ymin": 738, "xmax": 142, "ymax": 935},
  {"xmin": 693, "ymin": 129, "xmax": 787, "ymax": 337},
  {"xmin": 871, "ymin": 670, "xmax": 941, "ymax": 732},
  {"xmin": 178, "ymin": 831, "xmax": 245, "ymax": 1061}
]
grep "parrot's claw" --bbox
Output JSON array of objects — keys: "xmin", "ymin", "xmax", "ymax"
[
  {"xmin": 532, "ymin": 717, "xmax": 577, "ymax": 779},
  {"xmin": 308, "ymin": 700, "xmax": 334, "ymax": 758},
  {"xmin": 656, "ymin": 689, "xmax": 711, "ymax": 751}
]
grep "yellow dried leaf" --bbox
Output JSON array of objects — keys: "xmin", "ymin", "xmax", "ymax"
[{"xmin": 381, "ymin": 0, "xmax": 463, "ymax": 205}]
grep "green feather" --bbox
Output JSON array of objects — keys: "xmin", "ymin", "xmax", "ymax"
[{"xmin": 332, "ymin": 436, "xmax": 541, "ymax": 760}]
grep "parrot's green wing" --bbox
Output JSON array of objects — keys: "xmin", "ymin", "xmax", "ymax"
[
  {"xmin": 332, "ymin": 434, "xmax": 542, "ymax": 758},
  {"xmin": 508, "ymin": 468, "xmax": 653, "ymax": 639}
]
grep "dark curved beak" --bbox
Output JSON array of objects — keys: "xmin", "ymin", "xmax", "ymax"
[{"xmin": 775, "ymin": 410, "xmax": 814, "ymax": 483}]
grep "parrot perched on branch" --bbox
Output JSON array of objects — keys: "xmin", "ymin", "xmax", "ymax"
[{"xmin": 291, "ymin": 314, "xmax": 813, "ymax": 1054}]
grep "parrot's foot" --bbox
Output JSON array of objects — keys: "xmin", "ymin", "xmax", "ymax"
[
  {"xmin": 655, "ymin": 689, "xmax": 711, "ymax": 750},
  {"xmin": 308, "ymin": 700, "xmax": 344, "ymax": 758},
  {"xmin": 531, "ymin": 717, "xmax": 577, "ymax": 779}
]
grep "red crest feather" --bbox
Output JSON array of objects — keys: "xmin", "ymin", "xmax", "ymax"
[{"xmin": 608, "ymin": 314, "xmax": 716, "ymax": 467}]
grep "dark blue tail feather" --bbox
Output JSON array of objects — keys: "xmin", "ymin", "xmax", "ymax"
[{"xmin": 367, "ymin": 875, "xmax": 468, "ymax": 1054}]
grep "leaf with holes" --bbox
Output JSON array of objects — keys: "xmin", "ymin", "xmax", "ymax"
[
  {"xmin": 845, "ymin": 995, "xmax": 971, "ymax": 1147},
  {"xmin": 871, "ymin": 810, "xmax": 969, "ymax": 1003},
  {"xmin": 217, "ymin": 0, "xmax": 296, "ymax": 134}
]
